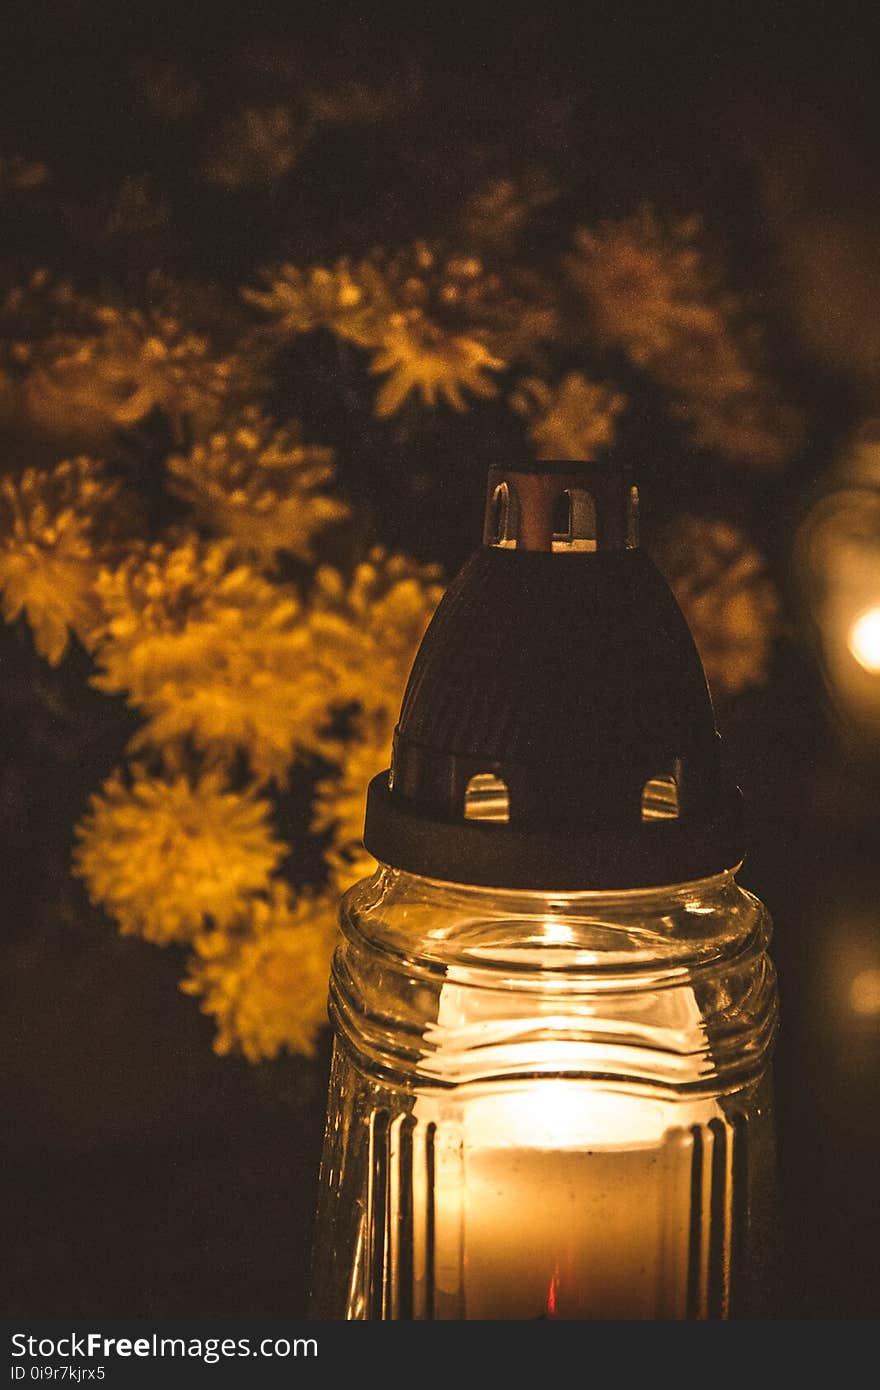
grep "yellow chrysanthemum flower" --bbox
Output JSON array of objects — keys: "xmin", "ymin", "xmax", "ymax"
[
  {"xmin": 74, "ymin": 766, "xmax": 286, "ymax": 944},
  {"xmin": 0, "ymin": 270, "xmax": 91, "ymax": 368},
  {"xmin": 0, "ymin": 272, "xmax": 107, "ymax": 446},
  {"xmin": 167, "ymin": 408, "xmax": 347, "ymax": 564},
  {"xmin": 305, "ymin": 547, "xmax": 444, "ymax": 735},
  {"xmin": 244, "ymin": 258, "xmax": 380, "ymax": 346},
  {"xmin": 65, "ymin": 303, "xmax": 237, "ymax": 431},
  {"xmin": 0, "ymin": 457, "xmax": 126, "ymax": 664},
  {"xmin": 92, "ymin": 536, "xmax": 441, "ymax": 783},
  {"xmin": 369, "ymin": 316, "xmax": 504, "ymax": 415},
  {"xmin": 1, "ymin": 271, "xmax": 250, "ymax": 445},
  {"xmin": 313, "ymin": 723, "xmax": 389, "ymax": 894},
  {"xmin": 183, "ymin": 884, "xmax": 337, "ymax": 1060},
  {"xmin": 91, "ymin": 535, "xmax": 340, "ymax": 780},
  {"xmin": 308, "ymin": 550, "xmax": 443, "ymax": 886},
  {"xmin": 248, "ymin": 241, "xmax": 560, "ymax": 416},
  {"xmin": 650, "ymin": 515, "xmax": 780, "ymax": 697},
  {"xmin": 569, "ymin": 207, "xmax": 802, "ymax": 469},
  {"xmin": 511, "ymin": 373, "xmax": 626, "ymax": 460},
  {"xmin": 571, "ymin": 208, "xmax": 710, "ymax": 364}
]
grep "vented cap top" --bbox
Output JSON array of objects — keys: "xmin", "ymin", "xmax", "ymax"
[{"xmin": 364, "ymin": 462, "xmax": 744, "ymax": 890}]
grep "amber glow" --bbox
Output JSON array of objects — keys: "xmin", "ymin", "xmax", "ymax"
[
  {"xmin": 417, "ymin": 1077, "xmax": 727, "ymax": 1319},
  {"xmin": 415, "ymin": 973, "xmax": 728, "ymax": 1315},
  {"xmin": 849, "ymin": 968, "xmax": 880, "ymax": 1016},
  {"xmin": 848, "ymin": 606, "xmax": 880, "ymax": 673}
]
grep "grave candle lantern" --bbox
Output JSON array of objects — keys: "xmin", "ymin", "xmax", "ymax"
[{"xmin": 310, "ymin": 462, "xmax": 778, "ymax": 1320}]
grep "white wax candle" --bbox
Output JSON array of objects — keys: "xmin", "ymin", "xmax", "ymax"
[
  {"xmin": 386, "ymin": 962, "xmax": 738, "ymax": 1320},
  {"xmin": 408, "ymin": 1083, "xmax": 729, "ymax": 1320}
]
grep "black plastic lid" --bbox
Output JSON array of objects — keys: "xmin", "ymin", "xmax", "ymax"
[{"xmin": 364, "ymin": 461, "xmax": 744, "ymax": 890}]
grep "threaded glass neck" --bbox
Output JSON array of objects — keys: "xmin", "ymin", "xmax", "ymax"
[{"xmin": 331, "ymin": 867, "xmax": 777, "ymax": 1094}]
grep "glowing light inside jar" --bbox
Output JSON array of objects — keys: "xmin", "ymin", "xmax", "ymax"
[
  {"xmin": 405, "ymin": 983, "xmax": 732, "ymax": 1320},
  {"xmin": 409, "ymin": 1077, "xmax": 730, "ymax": 1320}
]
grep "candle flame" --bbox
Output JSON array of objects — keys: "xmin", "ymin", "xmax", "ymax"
[{"xmin": 546, "ymin": 1263, "xmax": 560, "ymax": 1317}]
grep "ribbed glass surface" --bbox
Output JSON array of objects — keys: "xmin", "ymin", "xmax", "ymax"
[
  {"xmin": 310, "ymin": 869, "xmax": 778, "ymax": 1320},
  {"xmin": 318, "ymin": 1057, "xmax": 776, "ymax": 1319}
]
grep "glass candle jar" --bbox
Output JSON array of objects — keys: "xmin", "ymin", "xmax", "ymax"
[
  {"xmin": 311, "ymin": 459, "xmax": 780, "ymax": 1320},
  {"xmin": 310, "ymin": 866, "xmax": 778, "ymax": 1320}
]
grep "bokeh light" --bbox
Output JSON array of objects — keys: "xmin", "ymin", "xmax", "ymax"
[
  {"xmin": 848, "ymin": 606, "xmax": 880, "ymax": 674},
  {"xmin": 849, "ymin": 967, "xmax": 880, "ymax": 1016}
]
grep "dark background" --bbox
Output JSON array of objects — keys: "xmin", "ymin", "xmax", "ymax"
[{"xmin": 3, "ymin": 2, "xmax": 880, "ymax": 1320}]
